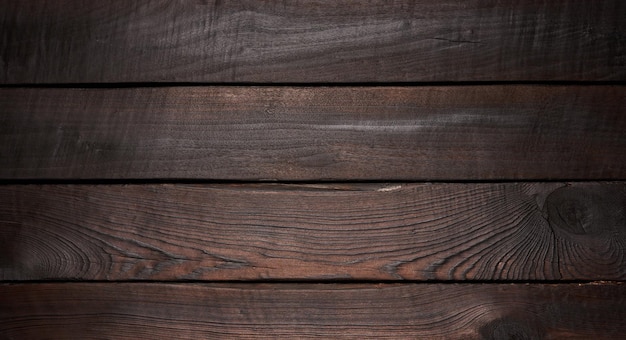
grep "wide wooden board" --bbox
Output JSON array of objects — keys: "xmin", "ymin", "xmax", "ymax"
[
  {"xmin": 2, "ymin": 182, "xmax": 624, "ymax": 281},
  {"xmin": 1, "ymin": 0, "xmax": 624, "ymax": 83},
  {"xmin": 1, "ymin": 283, "xmax": 624, "ymax": 339},
  {"xmin": 1, "ymin": 86, "xmax": 624, "ymax": 180}
]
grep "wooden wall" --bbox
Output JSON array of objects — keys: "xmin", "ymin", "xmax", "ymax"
[{"xmin": 1, "ymin": 1, "xmax": 625, "ymax": 338}]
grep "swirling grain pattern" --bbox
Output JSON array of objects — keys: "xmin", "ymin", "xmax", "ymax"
[{"xmin": 1, "ymin": 183, "xmax": 623, "ymax": 281}]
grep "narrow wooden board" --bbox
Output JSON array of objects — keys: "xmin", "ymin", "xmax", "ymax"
[
  {"xmin": 1, "ymin": 283, "xmax": 624, "ymax": 338},
  {"xmin": 2, "ymin": 183, "xmax": 624, "ymax": 281},
  {"xmin": 1, "ymin": 0, "xmax": 624, "ymax": 83},
  {"xmin": 1, "ymin": 86, "xmax": 624, "ymax": 180}
]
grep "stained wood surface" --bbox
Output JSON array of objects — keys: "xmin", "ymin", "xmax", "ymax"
[
  {"xmin": 2, "ymin": 86, "xmax": 624, "ymax": 180},
  {"xmin": 1, "ymin": 282, "xmax": 624, "ymax": 339},
  {"xmin": 1, "ymin": 0, "xmax": 624, "ymax": 84},
  {"xmin": 2, "ymin": 182, "xmax": 624, "ymax": 281},
  {"xmin": 3, "ymin": 1, "xmax": 624, "ymax": 337}
]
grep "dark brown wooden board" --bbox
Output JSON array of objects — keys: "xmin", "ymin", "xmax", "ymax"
[
  {"xmin": 1, "ymin": 283, "xmax": 624, "ymax": 339},
  {"xmin": 2, "ymin": 182, "xmax": 624, "ymax": 281},
  {"xmin": 1, "ymin": 0, "xmax": 624, "ymax": 84},
  {"xmin": 2, "ymin": 86, "xmax": 624, "ymax": 180}
]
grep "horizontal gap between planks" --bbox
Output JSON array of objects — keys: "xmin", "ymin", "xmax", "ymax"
[
  {"xmin": 1, "ymin": 179, "xmax": 625, "ymax": 185},
  {"xmin": 2, "ymin": 279, "xmax": 624, "ymax": 285},
  {"xmin": 2, "ymin": 81, "xmax": 625, "ymax": 89}
]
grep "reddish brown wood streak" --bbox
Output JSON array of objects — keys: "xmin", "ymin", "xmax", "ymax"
[{"xmin": 1, "ymin": 182, "xmax": 624, "ymax": 281}]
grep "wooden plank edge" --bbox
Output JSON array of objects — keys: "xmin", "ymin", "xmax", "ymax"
[
  {"xmin": 2, "ymin": 182, "xmax": 624, "ymax": 281},
  {"xmin": 1, "ymin": 282, "xmax": 624, "ymax": 339}
]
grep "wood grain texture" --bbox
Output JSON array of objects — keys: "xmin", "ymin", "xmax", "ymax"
[
  {"xmin": 2, "ymin": 182, "xmax": 624, "ymax": 281},
  {"xmin": 1, "ymin": 0, "xmax": 624, "ymax": 83},
  {"xmin": 2, "ymin": 86, "xmax": 624, "ymax": 180},
  {"xmin": 1, "ymin": 283, "xmax": 624, "ymax": 339}
]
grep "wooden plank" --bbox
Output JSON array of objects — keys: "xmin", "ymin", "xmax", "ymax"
[
  {"xmin": 1, "ymin": 86, "xmax": 624, "ymax": 180},
  {"xmin": 1, "ymin": 0, "xmax": 624, "ymax": 84},
  {"xmin": 2, "ymin": 182, "xmax": 624, "ymax": 281},
  {"xmin": 1, "ymin": 283, "xmax": 624, "ymax": 338}
]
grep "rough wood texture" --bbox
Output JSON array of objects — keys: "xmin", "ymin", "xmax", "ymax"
[
  {"xmin": 2, "ymin": 86, "xmax": 624, "ymax": 180},
  {"xmin": 1, "ymin": 283, "xmax": 624, "ymax": 339},
  {"xmin": 1, "ymin": 0, "xmax": 624, "ymax": 84},
  {"xmin": 2, "ymin": 182, "xmax": 624, "ymax": 281}
]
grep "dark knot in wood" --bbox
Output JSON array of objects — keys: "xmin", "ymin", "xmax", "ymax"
[
  {"xmin": 479, "ymin": 316, "xmax": 544, "ymax": 340},
  {"xmin": 544, "ymin": 186, "xmax": 623, "ymax": 238}
]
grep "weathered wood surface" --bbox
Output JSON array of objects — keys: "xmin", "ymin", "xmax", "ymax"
[
  {"xmin": 2, "ymin": 182, "xmax": 624, "ymax": 281},
  {"xmin": 1, "ymin": 283, "xmax": 624, "ymax": 339},
  {"xmin": 2, "ymin": 86, "xmax": 624, "ymax": 180},
  {"xmin": 1, "ymin": 0, "xmax": 624, "ymax": 84}
]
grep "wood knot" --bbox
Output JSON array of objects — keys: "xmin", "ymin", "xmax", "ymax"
[
  {"xmin": 479, "ymin": 316, "xmax": 544, "ymax": 340},
  {"xmin": 543, "ymin": 186, "xmax": 623, "ymax": 237}
]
